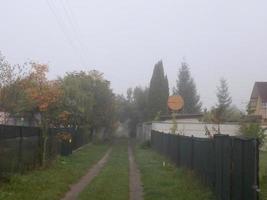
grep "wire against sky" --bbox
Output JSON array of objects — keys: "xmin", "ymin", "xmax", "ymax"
[{"xmin": 45, "ymin": 0, "xmax": 87, "ymax": 67}]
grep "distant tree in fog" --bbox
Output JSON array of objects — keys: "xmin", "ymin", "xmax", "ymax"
[
  {"xmin": 148, "ymin": 60, "xmax": 169, "ymax": 119},
  {"xmin": 173, "ymin": 62, "xmax": 201, "ymax": 114}
]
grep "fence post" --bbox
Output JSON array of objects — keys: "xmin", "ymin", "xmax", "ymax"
[
  {"xmin": 18, "ymin": 126, "xmax": 23, "ymax": 173},
  {"xmin": 231, "ymin": 137, "xmax": 259, "ymax": 200},
  {"xmin": 38, "ymin": 128, "xmax": 43, "ymax": 166},
  {"xmin": 191, "ymin": 135, "xmax": 194, "ymax": 170},
  {"xmin": 177, "ymin": 135, "xmax": 180, "ymax": 166},
  {"xmin": 150, "ymin": 131, "xmax": 155, "ymax": 150},
  {"xmin": 256, "ymin": 139, "xmax": 259, "ymax": 200},
  {"xmin": 214, "ymin": 134, "xmax": 231, "ymax": 200}
]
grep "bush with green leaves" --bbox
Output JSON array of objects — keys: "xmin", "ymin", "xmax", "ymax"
[
  {"xmin": 140, "ymin": 140, "xmax": 151, "ymax": 149},
  {"xmin": 240, "ymin": 123, "xmax": 266, "ymax": 148}
]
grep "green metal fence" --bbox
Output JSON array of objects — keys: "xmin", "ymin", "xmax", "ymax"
[
  {"xmin": 151, "ymin": 130, "xmax": 259, "ymax": 200},
  {"xmin": 0, "ymin": 125, "xmax": 88, "ymax": 176}
]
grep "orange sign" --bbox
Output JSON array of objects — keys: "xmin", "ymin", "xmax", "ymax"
[{"xmin": 167, "ymin": 96, "xmax": 184, "ymax": 111}]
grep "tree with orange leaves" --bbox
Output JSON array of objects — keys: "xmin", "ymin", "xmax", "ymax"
[
  {"xmin": 22, "ymin": 63, "xmax": 63, "ymax": 164},
  {"xmin": 0, "ymin": 60, "xmax": 64, "ymax": 164},
  {"xmin": 24, "ymin": 64, "xmax": 62, "ymax": 114},
  {"xmin": 0, "ymin": 52, "xmax": 31, "ymax": 123}
]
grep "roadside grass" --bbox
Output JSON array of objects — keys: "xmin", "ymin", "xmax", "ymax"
[
  {"xmin": 0, "ymin": 144, "xmax": 109, "ymax": 200},
  {"xmin": 260, "ymin": 151, "xmax": 267, "ymax": 200},
  {"xmin": 78, "ymin": 139, "xmax": 129, "ymax": 200},
  {"xmin": 135, "ymin": 146, "xmax": 215, "ymax": 200}
]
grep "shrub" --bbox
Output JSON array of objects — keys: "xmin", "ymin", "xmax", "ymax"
[
  {"xmin": 240, "ymin": 123, "xmax": 266, "ymax": 148},
  {"xmin": 140, "ymin": 140, "xmax": 151, "ymax": 149}
]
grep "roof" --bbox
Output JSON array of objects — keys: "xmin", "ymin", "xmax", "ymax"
[
  {"xmin": 251, "ymin": 82, "xmax": 267, "ymax": 102},
  {"xmin": 160, "ymin": 114, "xmax": 203, "ymax": 121}
]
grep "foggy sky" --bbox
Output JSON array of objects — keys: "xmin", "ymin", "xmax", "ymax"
[{"xmin": 1, "ymin": 0, "xmax": 267, "ymax": 110}]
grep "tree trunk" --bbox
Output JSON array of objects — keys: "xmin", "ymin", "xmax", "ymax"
[{"xmin": 40, "ymin": 113, "xmax": 48, "ymax": 166}]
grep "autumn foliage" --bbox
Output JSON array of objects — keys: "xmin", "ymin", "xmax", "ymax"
[
  {"xmin": 0, "ymin": 53, "xmax": 118, "ymax": 164},
  {"xmin": 24, "ymin": 64, "xmax": 62, "ymax": 113},
  {"xmin": 0, "ymin": 56, "xmax": 117, "ymax": 140}
]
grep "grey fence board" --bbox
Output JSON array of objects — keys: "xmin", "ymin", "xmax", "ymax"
[{"xmin": 151, "ymin": 130, "xmax": 259, "ymax": 200}]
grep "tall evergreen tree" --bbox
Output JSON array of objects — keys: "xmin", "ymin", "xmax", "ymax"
[
  {"xmin": 173, "ymin": 62, "xmax": 201, "ymax": 114},
  {"xmin": 214, "ymin": 78, "xmax": 232, "ymax": 121},
  {"xmin": 164, "ymin": 75, "xmax": 169, "ymax": 101},
  {"xmin": 216, "ymin": 78, "xmax": 232, "ymax": 110},
  {"xmin": 148, "ymin": 60, "xmax": 169, "ymax": 119},
  {"xmin": 209, "ymin": 78, "xmax": 232, "ymax": 131}
]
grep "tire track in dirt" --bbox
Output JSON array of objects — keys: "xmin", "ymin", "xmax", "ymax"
[
  {"xmin": 61, "ymin": 148, "xmax": 112, "ymax": 200},
  {"xmin": 128, "ymin": 140, "xmax": 143, "ymax": 200}
]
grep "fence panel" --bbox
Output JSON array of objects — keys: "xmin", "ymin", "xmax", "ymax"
[
  {"xmin": 214, "ymin": 135, "xmax": 232, "ymax": 200},
  {"xmin": 20, "ymin": 127, "xmax": 41, "ymax": 169},
  {"xmin": 0, "ymin": 125, "xmax": 88, "ymax": 176},
  {"xmin": 232, "ymin": 138, "xmax": 259, "ymax": 200},
  {"xmin": 152, "ymin": 131, "xmax": 158, "ymax": 152},
  {"xmin": 0, "ymin": 125, "xmax": 20, "ymax": 139},
  {"xmin": 20, "ymin": 136, "xmax": 40, "ymax": 170},
  {"xmin": 0, "ymin": 137, "xmax": 20, "ymax": 174},
  {"xmin": 163, "ymin": 133, "xmax": 168, "ymax": 156},
  {"xmin": 179, "ymin": 136, "xmax": 193, "ymax": 169},
  {"xmin": 158, "ymin": 132, "xmax": 163, "ymax": 153},
  {"xmin": 193, "ymin": 138, "xmax": 215, "ymax": 187},
  {"xmin": 150, "ymin": 131, "xmax": 259, "ymax": 200},
  {"xmin": 169, "ymin": 134, "xmax": 178, "ymax": 164}
]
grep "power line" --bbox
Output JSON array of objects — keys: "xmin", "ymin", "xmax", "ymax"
[
  {"xmin": 45, "ymin": 0, "xmax": 87, "ymax": 67},
  {"xmin": 66, "ymin": 0, "xmax": 90, "ymax": 55},
  {"xmin": 64, "ymin": 0, "xmax": 82, "ymax": 31},
  {"xmin": 61, "ymin": 0, "xmax": 89, "ymax": 62}
]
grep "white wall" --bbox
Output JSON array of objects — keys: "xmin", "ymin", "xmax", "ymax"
[
  {"xmin": 114, "ymin": 122, "xmax": 129, "ymax": 138},
  {"xmin": 262, "ymin": 126, "xmax": 267, "ymax": 151},
  {"xmin": 136, "ymin": 123, "xmax": 151, "ymax": 142},
  {"xmin": 137, "ymin": 121, "xmax": 267, "ymax": 151},
  {"xmin": 152, "ymin": 121, "xmax": 240, "ymax": 138}
]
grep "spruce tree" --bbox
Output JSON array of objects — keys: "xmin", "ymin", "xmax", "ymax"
[
  {"xmin": 148, "ymin": 60, "xmax": 169, "ymax": 119},
  {"xmin": 174, "ymin": 62, "xmax": 201, "ymax": 114},
  {"xmin": 164, "ymin": 75, "xmax": 169, "ymax": 100},
  {"xmin": 216, "ymin": 78, "xmax": 232, "ymax": 109},
  {"xmin": 215, "ymin": 78, "xmax": 232, "ymax": 120}
]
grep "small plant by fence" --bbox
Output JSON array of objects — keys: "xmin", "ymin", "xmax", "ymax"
[
  {"xmin": 151, "ymin": 130, "xmax": 259, "ymax": 200},
  {"xmin": 0, "ymin": 125, "xmax": 89, "ymax": 177}
]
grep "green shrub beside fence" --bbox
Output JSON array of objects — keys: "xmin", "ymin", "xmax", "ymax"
[{"xmin": 151, "ymin": 130, "xmax": 260, "ymax": 200}]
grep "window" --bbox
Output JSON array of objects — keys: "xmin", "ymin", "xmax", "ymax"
[
  {"xmin": 250, "ymin": 99, "xmax": 257, "ymax": 108},
  {"xmin": 262, "ymin": 102, "xmax": 267, "ymax": 108}
]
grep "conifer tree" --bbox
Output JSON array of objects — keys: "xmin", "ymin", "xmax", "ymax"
[
  {"xmin": 214, "ymin": 78, "xmax": 232, "ymax": 122},
  {"xmin": 216, "ymin": 78, "xmax": 232, "ymax": 110},
  {"xmin": 173, "ymin": 62, "xmax": 201, "ymax": 114},
  {"xmin": 148, "ymin": 60, "xmax": 169, "ymax": 119}
]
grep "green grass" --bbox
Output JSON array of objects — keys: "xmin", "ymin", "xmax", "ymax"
[
  {"xmin": 0, "ymin": 144, "xmax": 109, "ymax": 200},
  {"xmin": 78, "ymin": 139, "xmax": 129, "ymax": 200},
  {"xmin": 135, "ymin": 146, "xmax": 215, "ymax": 200},
  {"xmin": 260, "ymin": 151, "xmax": 267, "ymax": 200}
]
